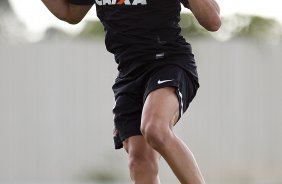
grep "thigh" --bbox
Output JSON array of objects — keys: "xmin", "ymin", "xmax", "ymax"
[
  {"xmin": 142, "ymin": 87, "xmax": 180, "ymax": 130},
  {"xmin": 142, "ymin": 65, "xmax": 198, "ymax": 127}
]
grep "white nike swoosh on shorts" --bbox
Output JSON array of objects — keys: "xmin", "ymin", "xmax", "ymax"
[{"xmin": 157, "ymin": 79, "xmax": 174, "ymax": 84}]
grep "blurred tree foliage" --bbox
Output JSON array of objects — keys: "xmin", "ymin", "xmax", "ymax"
[
  {"xmin": 79, "ymin": 21, "xmax": 105, "ymax": 38},
  {"xmin": 232, "ymin": 14, "xmax": 282, "ymax": 42},
  {"xmin": 74, "ymin": 13, "xmax": 210, "ymax": 39},
  {"xmin": 0, "ymin": 0, "xmax": 10, "ymax": 9},
  {"xmin": 213, "ymin": 14, "xmax": 282, "ymax": 42},
  {"xmin": 1, "ymin": 0, "xmax": 281, "ymax": 43},
  {"xmin": 70, "ymin": 13, "xmax": 282, "ymax": 42},
  {"xmin": 179, "ymin": 13, "xmax": 211, "ymax": 38}
]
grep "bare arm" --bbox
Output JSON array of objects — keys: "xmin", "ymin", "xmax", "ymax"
[
  {"xmin": 188, "ymin": 0, "xmax": 221, "ymax": 31},
  {"xmin": 41, "ymin": 0, "xmax": 93, "ymax": 24}
]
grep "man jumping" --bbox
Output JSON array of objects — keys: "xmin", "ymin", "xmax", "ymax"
[{"xmin": 42, "ymin": 0, "xmax": 221, "ymax": 183}]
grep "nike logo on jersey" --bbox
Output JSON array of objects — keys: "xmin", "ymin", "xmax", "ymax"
[
  {"xmin": 157, "ymin": 79, "xmax": 174, "ymax": 84},
  {"xmin": 95, "ymin": 0, "xmax": 147, "ymax": 5}
]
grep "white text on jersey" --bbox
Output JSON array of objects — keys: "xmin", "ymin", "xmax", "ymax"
[{"xmin": 95, "ymin": 0, "xmax": 147, "ymax": 5}]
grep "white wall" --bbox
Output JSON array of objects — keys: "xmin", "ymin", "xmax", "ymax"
[{"xmin": 0, "ymin": 40, "xmax": 281, "ymax": 184}]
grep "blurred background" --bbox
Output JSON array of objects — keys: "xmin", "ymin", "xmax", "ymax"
[{"xmin": 0, "ymin": 0, "xmax": 282, "ymax": 184}]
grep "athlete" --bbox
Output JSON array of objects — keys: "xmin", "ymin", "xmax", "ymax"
[{"xmin": 42, "ymin": 0, "xmax": 221, "ymax": 183}]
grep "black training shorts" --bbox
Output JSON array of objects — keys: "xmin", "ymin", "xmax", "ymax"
[{"xmin": 112, "ymin": 64, "xmax": 199, "ymax": 149}]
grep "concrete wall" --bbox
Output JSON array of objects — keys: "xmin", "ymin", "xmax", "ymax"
[{"xmin": 0, "ymin": 40, "xmax": 281, "ymax": 184}]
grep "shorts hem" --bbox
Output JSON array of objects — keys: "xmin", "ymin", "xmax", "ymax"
[{"xmin": 114, "ymin": 131, "xmax": 142, "ymax": 150}]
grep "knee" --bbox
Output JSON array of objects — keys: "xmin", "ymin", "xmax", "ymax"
[
  {"xmin": 141, "ymin": 119, "xmax": 173, "ymax": 151},
  {"xmin": 128, "ymin": 152, "xmax": 158, "ymax": 176}
]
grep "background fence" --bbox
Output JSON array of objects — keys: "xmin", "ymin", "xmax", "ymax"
[{"xmin": 0, "ymin": 39, "xmax": 281, "ymax": 184}]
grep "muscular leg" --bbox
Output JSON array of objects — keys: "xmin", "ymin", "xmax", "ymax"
[
  {"xmin": 141, "ymin": 87, "xmax": 205, "ymax": 184},
  {"xmin": 123, "ymin": 136, "xmax": 161, "ymax": 184}
]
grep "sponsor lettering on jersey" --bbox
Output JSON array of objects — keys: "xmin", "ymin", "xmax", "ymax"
[{"xmin": 95, "ymin": 0, "xmax": 147, "ymax": 5}]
